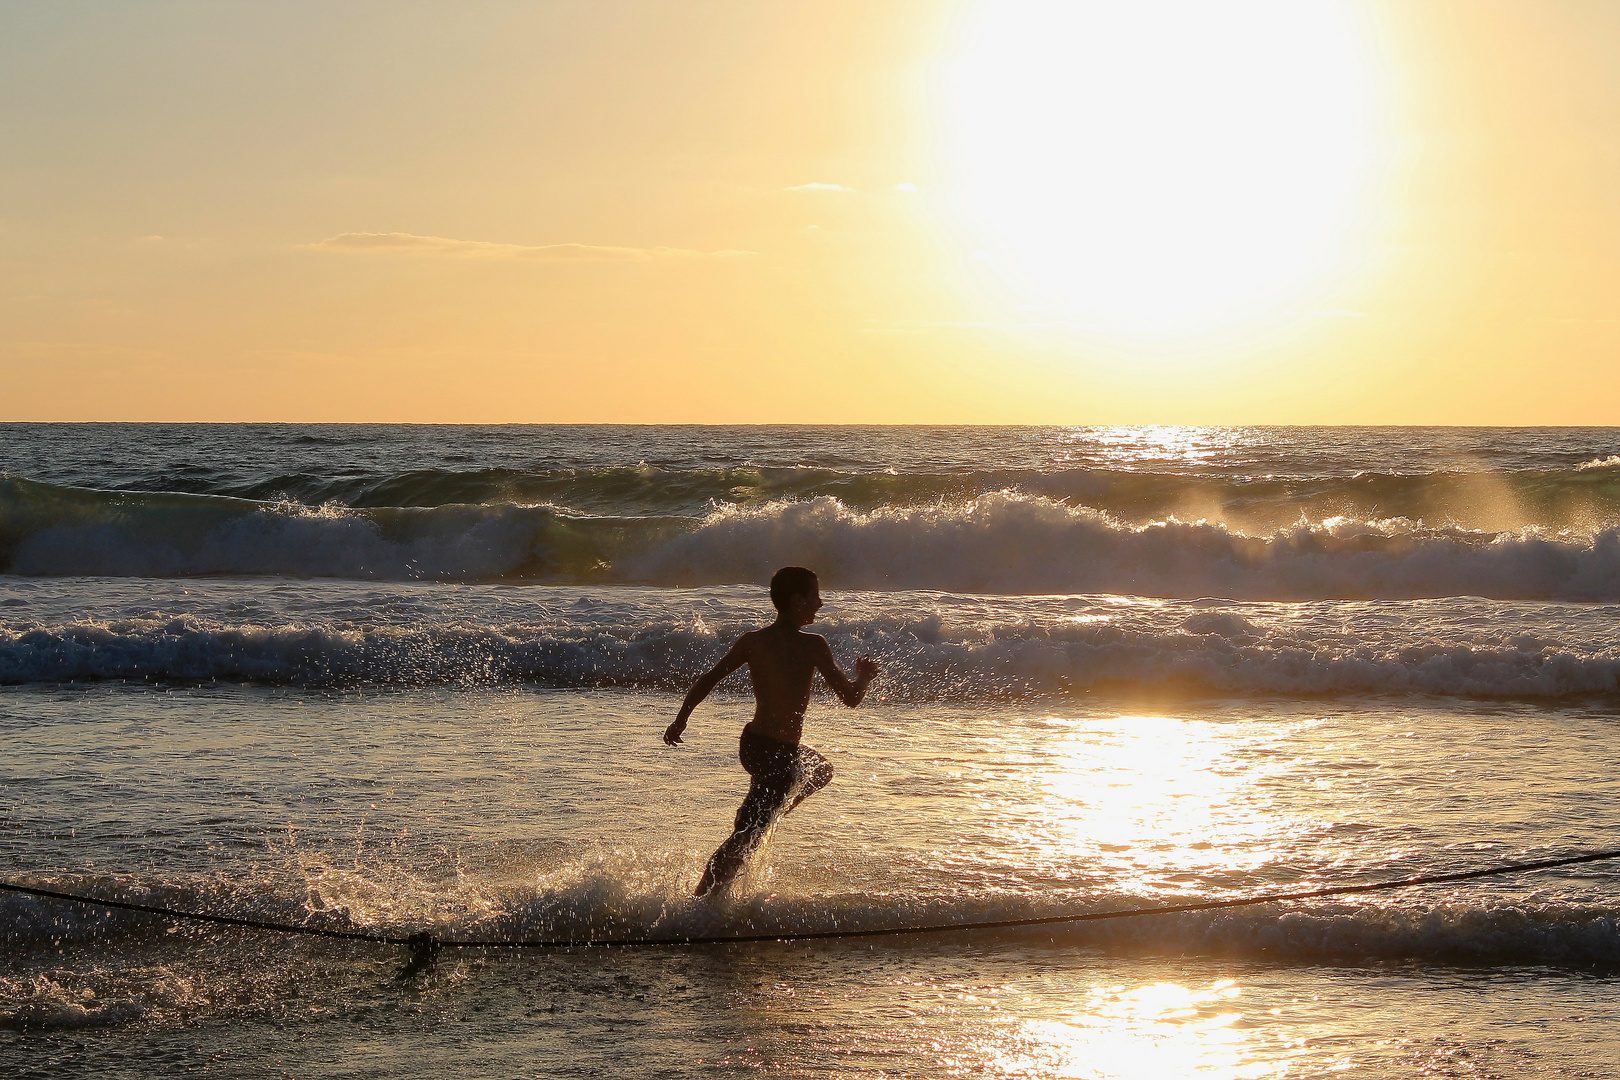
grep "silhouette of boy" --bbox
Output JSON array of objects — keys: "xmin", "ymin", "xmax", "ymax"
[{"xmin": 664, "ymin": 567, "xmax": 878, "ymax": 896}]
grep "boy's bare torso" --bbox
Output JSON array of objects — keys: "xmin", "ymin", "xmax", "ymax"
[
  {"xmin": 733, "ymin": 625, "xmax": 833, "ymax": 744},
  {"xmin": 663, "ymin": 592, "xmax": 871, "ymax": 752}
]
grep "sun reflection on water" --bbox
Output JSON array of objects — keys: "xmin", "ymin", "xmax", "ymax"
[
  {"xmin": 1054, "ymin": 425, "xmax": 1249, "ymax": 472},
  {"xmin": 993, "ymin": 980, "xmax": 1298, "ymax": 1079},
  {"xmin": 1009, "ymin": 714, "xmax": 1319, "ymax": 892}
]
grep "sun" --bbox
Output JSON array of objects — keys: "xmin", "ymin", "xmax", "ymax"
[{"xmin": 939, "ymin": 0, "xmax": 1383, "ymax": 337}]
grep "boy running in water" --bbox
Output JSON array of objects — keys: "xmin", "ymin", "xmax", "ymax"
[{"xmin": 663, "ymin": 567, "xmax": 878, "ymax": 897}]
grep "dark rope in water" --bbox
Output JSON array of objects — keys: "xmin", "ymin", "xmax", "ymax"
[{"xmin": 4, "ymin": 847, "xmax": 1619, "ymax": 951}]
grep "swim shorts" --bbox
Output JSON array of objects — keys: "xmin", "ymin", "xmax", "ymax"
[{"xmin": 732, "ymin": 724, "xmax": 834, "ymax": 837}]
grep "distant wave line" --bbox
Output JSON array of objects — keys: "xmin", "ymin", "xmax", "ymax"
[{"xmin": 6, "ymin": 478, "xmax": 1620, "ymax": 600}]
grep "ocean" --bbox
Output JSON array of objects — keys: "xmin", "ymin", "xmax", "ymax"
[{"xmin": 4, "ymin": 424, "xmax": 1620, "ymax": 1078}]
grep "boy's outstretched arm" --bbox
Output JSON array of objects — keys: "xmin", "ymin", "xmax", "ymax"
[
  {"xmin": 664, "ymin": 638, "xmax": 749, "ymax": 745},
  {"xmin": 815, "ymin": 638, "xmax": 879, "ymax": 707}
]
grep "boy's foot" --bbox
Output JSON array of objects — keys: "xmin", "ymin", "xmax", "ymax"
[{"xmin": 694, "ymin": 863, "xmax": 737, "ymax": 897}]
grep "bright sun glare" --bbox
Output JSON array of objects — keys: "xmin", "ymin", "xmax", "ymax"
[{"xmin": 943, "ymin": 0, "xmax": 1382, "ymax": 337}]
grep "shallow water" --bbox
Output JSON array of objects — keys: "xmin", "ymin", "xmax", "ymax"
[{"xmin": 6, "ymin": 676, "xmax": 1620, "ymax": 1076}]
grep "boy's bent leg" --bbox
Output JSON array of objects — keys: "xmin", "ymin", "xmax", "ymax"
[{"xmin": 784, "ymin": 746, "xmax": 834, "ymax": 815}]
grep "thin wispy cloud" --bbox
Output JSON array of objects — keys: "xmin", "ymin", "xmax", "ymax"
[
  {"xmin": 309, "ymin": 232, "xmax": 751, "ymax": 261},
  {"xmin": 784, "ymin": 182, "xmax": 852, "ymax": 192}
]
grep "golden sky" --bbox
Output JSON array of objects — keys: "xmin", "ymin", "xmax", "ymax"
[{"xmin": 1, "ymin": 0, "xmax": 1616, "ymax": 423}]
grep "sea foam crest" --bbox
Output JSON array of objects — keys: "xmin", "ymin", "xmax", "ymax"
[
  {"xmin": 5, "ymin": 611, "xmax": 1619, "ymax": 700},
  {"xmin": 7, "ymin": 479, "xmax": 1620, "ymax": 601},
  {"xmin": 629, "ymin": 494, "xmax": 1620, "ymax": 601}
]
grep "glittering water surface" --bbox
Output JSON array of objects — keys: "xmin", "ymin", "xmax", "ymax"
[
  {"xmin": 5, "ymin": 674, "xmax": 1620, "ymax": 1077},
  {"xmin": 5, "ymin": 426, "xmax": 1620, "ymax": 1077}
]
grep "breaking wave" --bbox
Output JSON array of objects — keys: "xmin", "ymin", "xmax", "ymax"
[
  {"xmin": 5, "ymin": 609, "xmax": 1619, "ymax": 700},
  {"xmin": 36, "ymin": 457, "xmax": 1620, "ymax": 528},
  {"xmin": 6, "ymin": 860, "xmax": 1619, "ymax": 985},
  {"xmin": 7, "ymin": 479, "xmax": 1620, "ymax": 602},
  {"xmin": 626, "ymin": 496, "xmax": 1620, "ymax": 601}
]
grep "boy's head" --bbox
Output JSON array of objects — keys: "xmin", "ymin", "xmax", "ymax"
[{"xmin": 770, "ymin": 566, "xmax": 821, "ymax": 622}]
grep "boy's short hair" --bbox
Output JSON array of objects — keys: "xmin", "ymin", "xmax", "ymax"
[{"xmin": 769, "ymin": 566, "xmax": 818, "ymax": 611}]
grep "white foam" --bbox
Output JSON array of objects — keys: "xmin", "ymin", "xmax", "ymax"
[
  {"xmin": 628, "ymin": 495, "xmax": 1620, "ymax": 601},
  {"xmin": 4, "ymin": 606, "xmax": 1619, "ymax": 700}
]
